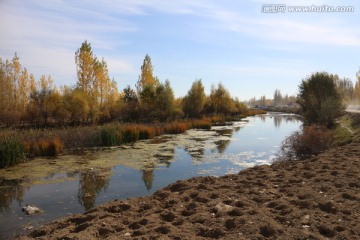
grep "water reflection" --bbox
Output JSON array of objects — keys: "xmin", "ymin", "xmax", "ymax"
[
  {"xmin": 259, "ymin": 114, "xmax": 266, "ymax": 122},
  {"xmin": 0, "ymin": 179, "xmax": 25, "ymax": 213},
  {"xmin": 77, "ymin": 168, "xmax": 111, "ymax": 211},
  {"xmin": 274, "ymin": 115, "xmax": 282, "ymax": 128},
  {"xmin": 214, "ymin": 129, "xmax": 233, "ymax": 153},
  {"xmin": 142, "ymin": 168, "xmax": 154, "ymax": 191}
]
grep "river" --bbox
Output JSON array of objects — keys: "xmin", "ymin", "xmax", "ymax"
[{"xmin": 0, "ymin": 113, "xmax": 302, "ymax": 239}]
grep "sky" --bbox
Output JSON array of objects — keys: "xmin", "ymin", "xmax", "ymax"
[{"xmin": 1, "ymin": 0, "xmax": 359, "ymax": 100}]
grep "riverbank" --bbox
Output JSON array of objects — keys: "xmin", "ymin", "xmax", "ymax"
[
  {"xmin": 18, "ymin": 140, "xmax": 360, "ymax": 239},
  {"xmin": 0, "ymin": 111, "xmax": 266, "ymax": 169}
]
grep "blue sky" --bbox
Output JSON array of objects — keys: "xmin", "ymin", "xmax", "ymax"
[{"xmin": 1, "ymin": 0, "xmax": 359, "ymax": 100}]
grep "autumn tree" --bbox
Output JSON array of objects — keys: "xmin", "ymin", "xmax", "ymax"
[
  {"xmin": 154, "ymin": 80, "xmax": 175, "ymax": 121},
  {"xmin": 27, "ymin": 75, "xmax": 59, "ymax": 125},
  {"xmin": 136, "ymin": 54, "xmax": 157, "ymax": 93},
  {"xmin": 209, "ymin": 83, "xmax": 234, "ymax": 115},
  {"xmin": 297, "ymin": 72, "xmax": 343, "ymax": 128},
  {"xmin": 0, "ymin": 54, "xmax": 33, "ymax": 124},
  {"xmin": 135, "ymin": 54, "xmax": 160, "ymax": 120},
  {"xmin": 75, "ymin": 41, "xmax": 118, "ymax": 123},
  {"xmin": 63, "ymin": 88, "xmax": 90, "ymax": 124},
  {"xmin": 183, "ymin": 79, "xmax": 206, "ymax": 117},
  {"xmin": 0, "ymin": 57, "xmax": 14, "ymax": 124}
]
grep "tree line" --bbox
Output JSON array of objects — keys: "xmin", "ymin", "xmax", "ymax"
[
  {"xmin": 0, "ymin": 41, "xmax": 248, "ymax": 126},
  {"xmin": 247, "ymin": 73, "xmax": 360, "ymax": 108}
]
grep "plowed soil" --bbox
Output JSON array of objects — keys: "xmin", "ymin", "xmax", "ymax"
[{"xmin": 19, "ymin": 143, "xmax": 360, "ymax": 240}]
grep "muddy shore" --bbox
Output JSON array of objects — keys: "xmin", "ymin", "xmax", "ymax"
[{"xmin": 18, "ymin": 142, "xmax": 360, "ymax": 239}]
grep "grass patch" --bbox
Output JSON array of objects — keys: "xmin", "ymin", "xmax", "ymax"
[
  {"xmin": 333, "ymin": 114, "xmax": 360, "ymax": 146},
  {"xmin": 0, "ymin": 135, "xmax": 24, "ymax": 168}
]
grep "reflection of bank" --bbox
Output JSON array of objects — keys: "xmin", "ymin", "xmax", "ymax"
[
  {"xmin": 274, "ymin": 116, "xmax": 282, "ymax": 128},
  {"xmin": 142, "ymin": 168, "xmax": 154, "ymax": 191},
  {"xmin": 142, "ymin": 150, "xmax": 174, "ymax": 191},
  {"xmin": 0, "ymin": 179, "xmax": 25, "ymax": 213},
  {"xmin": 77, "ymin": 168, "xmax": 111, "ymax": 211}
]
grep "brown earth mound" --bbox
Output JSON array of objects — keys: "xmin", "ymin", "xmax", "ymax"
[{"xmin": 19, "ymin": 143, "xmax": 360, "ymax": 240}]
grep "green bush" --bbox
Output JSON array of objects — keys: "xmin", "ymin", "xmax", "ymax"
[{"xmin": 0, "ymin": 137, "xmax": 24, "ymax": 168}]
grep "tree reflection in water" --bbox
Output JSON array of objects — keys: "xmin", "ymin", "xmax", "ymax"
[
  {"xmin": 0, "ymin": 179, "xmax": 25, "ymax": 213},
  {"xmin": 259, "ymin": 114, "xmax": 266, "ymax": 122},
  {"xmin": 142, "ymin": 168, "xmax": 154, "ymax": 191},
  {"xmin": 77, "ymin": 168, "xmax": 111, "ymax": 211},
  {"xmin": 274, "ymin": 115, "xmax": 282, "ymax": 128},
  {"xmin": 142, "ymin": 151, "xmax": 174, "ymax": 191},
  {"xmin": 214, "ymin": 129, "xmax": 233, "ymax": 153}
]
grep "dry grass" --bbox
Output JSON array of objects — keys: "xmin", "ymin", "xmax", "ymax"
[
  {"xmin": 23, "ymin": 137, "xmax": 63, "ymax": 158},
  {"xmin": 163, "ymin": 122, "xmax": 189, "ymax": 134}
]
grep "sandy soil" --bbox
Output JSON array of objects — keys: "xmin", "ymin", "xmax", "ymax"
[{"xmin": 18, "ymin": 142, "xmax": 360, "ymax": 240}]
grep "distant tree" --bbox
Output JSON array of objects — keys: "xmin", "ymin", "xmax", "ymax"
[
  {"xmin": 233, "ymin": 97, "xmax": 248, "ymax": 114},
  {"xmin": 18, "ymin": 68, "xmax": 31, "ymax": 116},
  {"xmin": 119, "ymin": 85, "xmax": 140, "ymax": 121},
  {"xmin": 333, "ymin": 75, "xmax": 354, "ymax": 103},
  {"xmin": 75, "ymin": 41, "xmax": 96, "ymax": 93},
  {"xmin": 136, "ymin": 54, "xmax": 157, "ymax": 93},
  {"xmin": 75, "ymin": 41, "xmax": 118, "ymax": 123},
  {"xmin": 154, "ymin": 80, "xmax": 175, "ymax": 121},
  {"xmin": 354, "ymin": 69, "xmax": 360, "ymax": 101},
  {"xmin": 297, "ymin": 72, "xmax": 343, "ymax": 128},
  {"xmin": 0, "ymin": 53, "xmax": 24, "ymax": 125},
  {"xmin": 62, "ymin": 88, "xmax": 89, "ymax": 124},
  {"xmin": 209, "ymin": 83, "xmax": 234, "ymax": 115},
  {"xmin": 135, "ymin": 55, "xmax": 160, "ymax": 120},
  {"xmin": 259, "ymin": 95, "xmax": 267, "ymax": 106},
  {"xmin": 273, "ymin": 89, "xmax": 283, "ymax": 106},
  {"xmin": 27, "ymin": 75, "xmax": 57, "ymax": 125},
  {"xmin": 183, "ymin": 79, "xmax": 206, "ymax": 117},
  {"xmin": 123, "ymin": 85, "xmax": 138, "ymax": 103}
]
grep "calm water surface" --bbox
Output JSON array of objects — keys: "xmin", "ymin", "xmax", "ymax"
[{"xmin": 0, "ymin": 113, "xmax": 302, "ymax": 239}]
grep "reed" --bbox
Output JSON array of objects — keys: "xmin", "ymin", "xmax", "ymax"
[
  {"xmin": 23, "ymin": 137, "xmax": 63, "ymax": 157},
  {"xmin": 163, "ymin": 122, "xmax": 189, "ymax": 134},
  {"xmin": 99, "ymin": 126, "xmax": 122, "ymax": 146},
  {"xmin": 190, "ymin": 119, "xmax": 212, "ymax": 130},
  {"xmin": 0, "ymin": 136, "xmax": 24, "ymax": 168},
  {"xmin": 121, "ymin": 125, "xmax": 140, "ymax": 143},
  {"xmin": 246, "ymin": 109, "xmax": 267, "ymax": 116}
]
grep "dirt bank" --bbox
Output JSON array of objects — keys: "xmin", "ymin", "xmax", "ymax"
[{"xmin": 19, "ymin": 143, "xmax": 360, "ymax": 240}]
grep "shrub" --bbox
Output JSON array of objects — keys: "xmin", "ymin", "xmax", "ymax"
[
  {"xmin": 279, "ymin": 125, "xmax": 333, "ymax": 161},
  {"xmin": 298, "ymin": 72, "xmax": 343, "ymax": 128},
  {"xmin": 0, "ymin": 136, "xmax": 24, "ymax": 168}
]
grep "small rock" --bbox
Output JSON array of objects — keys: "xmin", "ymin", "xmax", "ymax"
[
  {"xmin": 124, "ymin": 232, "xmax": 131, "ymax": 237},
  {"xmin": 301, "ymin": 215, "xmax": 310, "ymax": 225},
  {"xmin": 22, "ymin": 205, "xmax": 42, "ymax": 215},
  {"xmin": 216, "ymin": 203, "xmax": 233, "ymax": 212}
]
